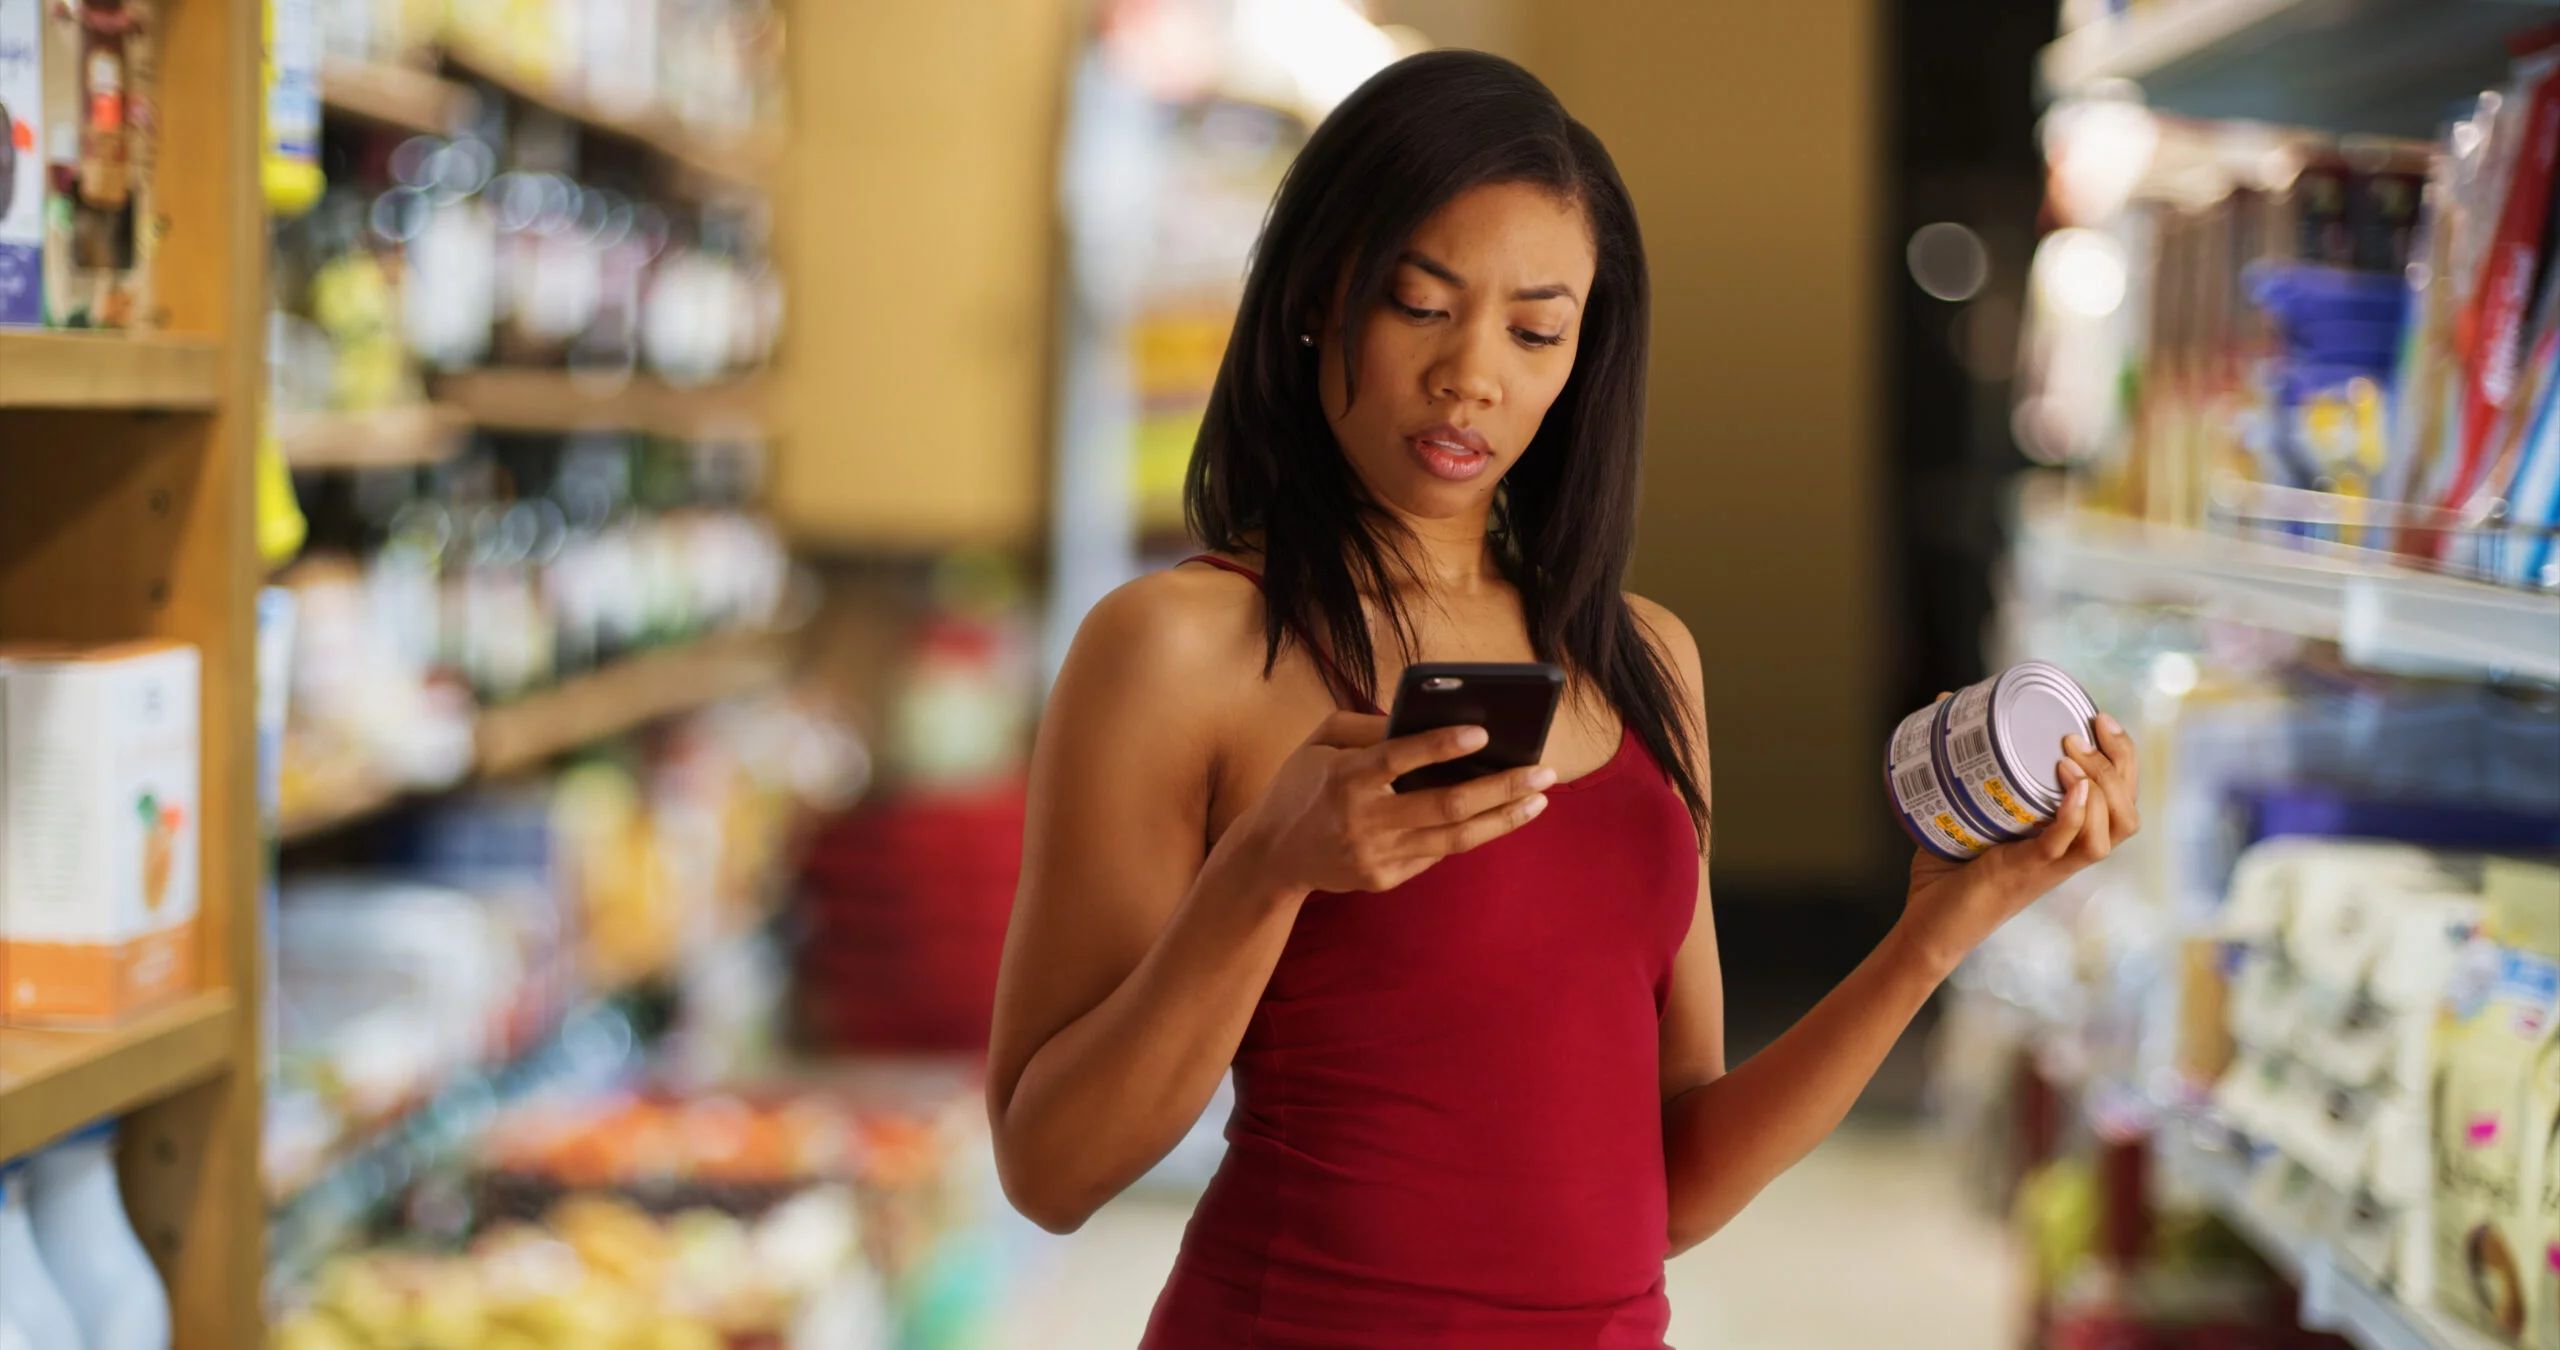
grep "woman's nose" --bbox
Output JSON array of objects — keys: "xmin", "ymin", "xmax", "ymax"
[{"xmin": 1430, "ymin": 326, "xmax": 1502, "ymax": 407}]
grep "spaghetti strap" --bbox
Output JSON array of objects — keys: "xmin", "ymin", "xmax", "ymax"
[
  {"xmin": 1177, "ymin": 554, "xmax": 1384, "ymax": 716},
  {"xmin": 1178, "ymin": 553, "xmax": 1267, "ymax": 586}
]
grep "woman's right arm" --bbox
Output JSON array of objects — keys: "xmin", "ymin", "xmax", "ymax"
[{"xmin": 986, "ymin": 577, "xmax": 1548, "ymax": 1233}]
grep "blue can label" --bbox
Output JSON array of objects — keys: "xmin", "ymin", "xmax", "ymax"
[
  {"xmin": 1887, "ymin": 702, "xmax": 1989, "ymax": 861},
  {"xmin": 1941, "ymin": 680, "xmax": 2044, "ymax": 841}
]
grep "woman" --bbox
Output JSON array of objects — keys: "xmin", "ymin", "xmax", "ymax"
[{"xmin": 988, "ymin": 50, "xmax": 2137, "ymax": 1346}]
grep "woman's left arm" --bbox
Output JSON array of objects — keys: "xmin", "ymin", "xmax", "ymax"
[{"xmin": 1637, "ymin": 602, "xmax": 2139, "ymax": 1256}]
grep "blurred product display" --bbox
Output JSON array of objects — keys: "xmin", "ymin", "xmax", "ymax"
[
  {"xmin": 2021, "ymin": 35, "xmax": 2560, "ymax": 592},
  {"xmin": 5, "ymin": 0, "xmax": 986, "ymax": 1344},
  {"xmin": 0, "ymin": 0, "xmax": 164, "ymax": 332},
  {"xmin": 272, "ymin": 435, "xmax": 789, "ymax": 828},
  {"xmin": 1930, "ymin": 7, "xmax": 2560, "ymax": 1349},
  {"xmin": 270, "ymin": 1073, "xmax": 990, "ymax": 1350}
]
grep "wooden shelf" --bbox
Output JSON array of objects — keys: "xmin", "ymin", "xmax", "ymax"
[
  {"xmin": 275, "ymin": 631, "xmax": 788, "ymax": 839},
  {"xmin": 275, "ymin": 775, "xmax": 407, "ymax": 844},
  {"xmin": 0, "ymin": 992, "xmax": 240, "ymax": 1163},
  {"xmin": 442, "ymin": 41, "xmax": 777, "ymax": 193},
  {"xmin": 0, "ymin": 332, "xmax": 223, "ymax": 411},
  {"xmin": 477, "ymin": 628, "xmax": 789, "ymax": 778},
  {"xmin": 2039, "ymin": 0, "xmax": 2560, "ymax": 137},
  {"xmin": 279, "ymin": 402, "xmax": 472, "ymax": 469},
  {"xmin": 435, "ymin": 367, "xmax": 774, "ymax": 439},
  {"xmin": 320, "ymin": 58, "xmax": 474, "ymax": 138}
]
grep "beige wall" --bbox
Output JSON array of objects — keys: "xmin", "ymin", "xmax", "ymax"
[
  {"xmin": 1386, "ymin": 2, "xmax": 1889, "ymax": 888},
  {"xmin": 774, "ymin": 0, "xmax": 1073, "ymax": 551}
]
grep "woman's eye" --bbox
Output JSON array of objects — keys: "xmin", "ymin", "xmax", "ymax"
[
  {"xmin": 1392, "ymin": 301, "xmax": 1443, "ymax": 321},
  {"xmin": 1514, "ymin": 329, "xmax": 1566, "ymax": 349}
]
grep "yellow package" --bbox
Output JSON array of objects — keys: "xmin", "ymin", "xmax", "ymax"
[{"xmin": 2437, "ymin": 859, "xmax": 2560, "ymax": 1343}]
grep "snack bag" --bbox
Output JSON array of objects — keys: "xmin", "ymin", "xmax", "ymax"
[{"xmin": 2435, "ymin": 860, "xmax": 2560, "ymax": 1343}]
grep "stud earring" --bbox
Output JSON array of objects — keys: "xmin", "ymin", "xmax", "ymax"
[{"xmin": 1297, "ymin": 332, "xmax": 1316, "ymax": 347}]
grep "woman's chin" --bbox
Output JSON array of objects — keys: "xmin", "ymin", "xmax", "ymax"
[{"xmin": 1373, "ymin": 476, "xmax": 1498, "ymax": 522}]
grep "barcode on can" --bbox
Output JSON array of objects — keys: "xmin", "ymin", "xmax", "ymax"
[
  {"xmin": 1953, "ymin": 726, "xmax": 1992, "ymax": 766},
  {"xmin": 1893, "ymin": 763, "xmax": 1938, "ymax": 807}
]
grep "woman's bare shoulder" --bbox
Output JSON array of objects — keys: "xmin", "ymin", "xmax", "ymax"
[{"xmin": 1055, "ymin": 562, "xmax": 1274, "ymax": 714}]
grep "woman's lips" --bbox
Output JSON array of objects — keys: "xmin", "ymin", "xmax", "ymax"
[{"xmin": 1407, "ymin": 424, "xmax": 1492, "ymax": 482}]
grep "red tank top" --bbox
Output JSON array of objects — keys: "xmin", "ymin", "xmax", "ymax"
[{"xmin": 1142, "ymin": 558, "xmax": 1698, "ymax": 1348}]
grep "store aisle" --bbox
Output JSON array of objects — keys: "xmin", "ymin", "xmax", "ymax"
[{"xmin": 999, "ymin": 1124, "xmax": 2020, "ymax": 1349}]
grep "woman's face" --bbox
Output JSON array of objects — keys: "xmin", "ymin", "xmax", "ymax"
[{"xmin": 1318, "ymin": 181, "xmax": 1597, "ymax": 526}]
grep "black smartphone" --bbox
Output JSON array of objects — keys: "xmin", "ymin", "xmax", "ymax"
[{"xmin": 1383, "ymin": 662, "xmax": 1565, "ymax": 793}]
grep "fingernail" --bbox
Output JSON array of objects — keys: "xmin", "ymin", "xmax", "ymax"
[
  {"xmin": 2064, "ymin": 735, "xmax": 2093, "ymax": 756},
  {"xmin": 2095, "ymin": 713, "xmax": 2123, "ymax": 737},
  {"xmin": 2058, "ymin": 758, "xmax": 2086, "ymax": 783},
  {"xmin": 1458, "ymin": 726, "xmax": 1489, "ymax": 750},
  {"xmin": 1528, "ymin": 767, "xmax": 1558, "ymax": 791},
  {"xmin": 1523, "ymin": 794, "xmax": 1549, "ymax": 818}
]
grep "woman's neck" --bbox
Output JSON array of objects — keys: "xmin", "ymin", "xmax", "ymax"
[{"xmin": 1381, "ymin": 505, "xmax": 1502, "ymax": 597}]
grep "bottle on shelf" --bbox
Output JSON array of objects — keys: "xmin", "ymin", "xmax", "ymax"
[
  {"xmin": 24, "ymin": 1122, "xmax": 172, "ymax": 1350},
  {"xmin": 0, "ymin": 1163, "xmax": 87, "ymax": 1350}
]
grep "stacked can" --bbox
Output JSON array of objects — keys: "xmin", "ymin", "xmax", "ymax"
[{"xmin": 1885, "ymin": 661, "xmax": 2102, "ymax": 862}]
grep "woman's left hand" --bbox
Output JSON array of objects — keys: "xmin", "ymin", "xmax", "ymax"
[{"xmin": 1896, "ymin": 709, "xmax": 2141, "ymax": 979}]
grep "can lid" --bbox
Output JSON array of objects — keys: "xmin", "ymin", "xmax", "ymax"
[{"xmin": 1992, "ymin": 662, "xmax": 2099, "ymax": 807}]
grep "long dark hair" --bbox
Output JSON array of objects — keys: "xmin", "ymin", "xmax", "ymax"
[{"xmin": 1185, "ymin": 49, "xmax": 1707, "ymax": 839}]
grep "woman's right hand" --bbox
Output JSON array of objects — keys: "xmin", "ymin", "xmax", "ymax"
[{"xmin": 1228, "ymin": 711, "xmax": 1555, "ymax": 895}]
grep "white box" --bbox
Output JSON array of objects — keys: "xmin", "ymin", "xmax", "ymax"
[
  {"xmin": 1, "ymin": 640, "xmax": 199, "ymax": 1026},
  {"xmin": 0, "ymin": 0, "xmax": 42, "ymax": 325}
]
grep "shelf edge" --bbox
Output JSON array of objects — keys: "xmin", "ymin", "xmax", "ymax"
[
  {"xmin": 0, "ymin": 991, "xmax": 241, "ymax": 1162},
  {"xmin": 0, "ymin": 333, "xmax": 225, "ymax": 411}
]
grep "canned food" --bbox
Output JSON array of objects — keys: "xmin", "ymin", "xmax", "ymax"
[
  {"xmin": 1886, "ymin": 700, "xmax": 1996, "ymax": 862},
  {"xmin": 1885, "ymin": 661, "xmax": 2101, "ymax": 862}
]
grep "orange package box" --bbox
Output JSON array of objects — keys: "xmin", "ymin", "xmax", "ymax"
[{"xmin": 0, "ymin": 640, "xmax": 199, "ymax": 1026}]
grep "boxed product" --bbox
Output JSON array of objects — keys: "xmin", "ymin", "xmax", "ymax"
[
  {"xmin": 0, "ymin": 640, "xmax": 198, "ymax": 1025},
  {"xmin": 0, "ymin": 0, "xmax": 40, "ymax": 325},
  {"xmin": 2434, "ymin": 859, "xmax": 2560, "ymax": 1343},
  {"xmin": 40, "ymin": 0, "xmax": 155, "ymax": 329}
]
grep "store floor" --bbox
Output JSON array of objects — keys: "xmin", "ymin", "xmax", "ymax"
[{"xmin": 997, "ymin": 1123, "xmax": 2021, "ymax": 1350}]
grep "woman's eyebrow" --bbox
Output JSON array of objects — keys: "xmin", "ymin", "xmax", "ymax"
[{"xmin": 1397, "ymin": 251, "xmax": 1580, "ymax": 304}]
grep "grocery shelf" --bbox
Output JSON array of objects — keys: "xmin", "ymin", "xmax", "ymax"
[
  {"xmin": 268, "ymin": 999, "xmax": 645, "ymax": 1287},
  {"xmin": 441, "ymin": 41, "xmax": 778, "ymax": 193},
  {"xmin": 434, "ymin": 367, "xmax": 775, "ymax": 439},
  {"xmin": 320, "ymin": 58, "xmax": 474, "ymax": 137},
  {"xmin": 2157, "ymin": 1124, "xmax": 2510, "ymax": 1350},
  {"xmin": 2038, "ymin": 0, "xmax": 2560, "ymax": 138},
  {"xmin": 2017, "ymin": 508, "xmax": 2560, "ymax": 681},
  {"xmin": 2158, "ymin": 1122, "xmax": 2310, "ymax": 1281},
  {"xmin": 277, "ymin": 402, "xmax": 472, "ymax": 469},
  {"xmin": 475, "ymin": 628, "xmax": 789, "ymax": 778},
  {"xmin": 275, "ymin": 630, "xmax": 787, "ymax": 840},
  {"xmin": 0, "ymin": 992, "xmax": 239, "ymax": 1162},
  {"xmin": 0, "ymin": 332, "xmax": 224, "ymax": 411}
]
